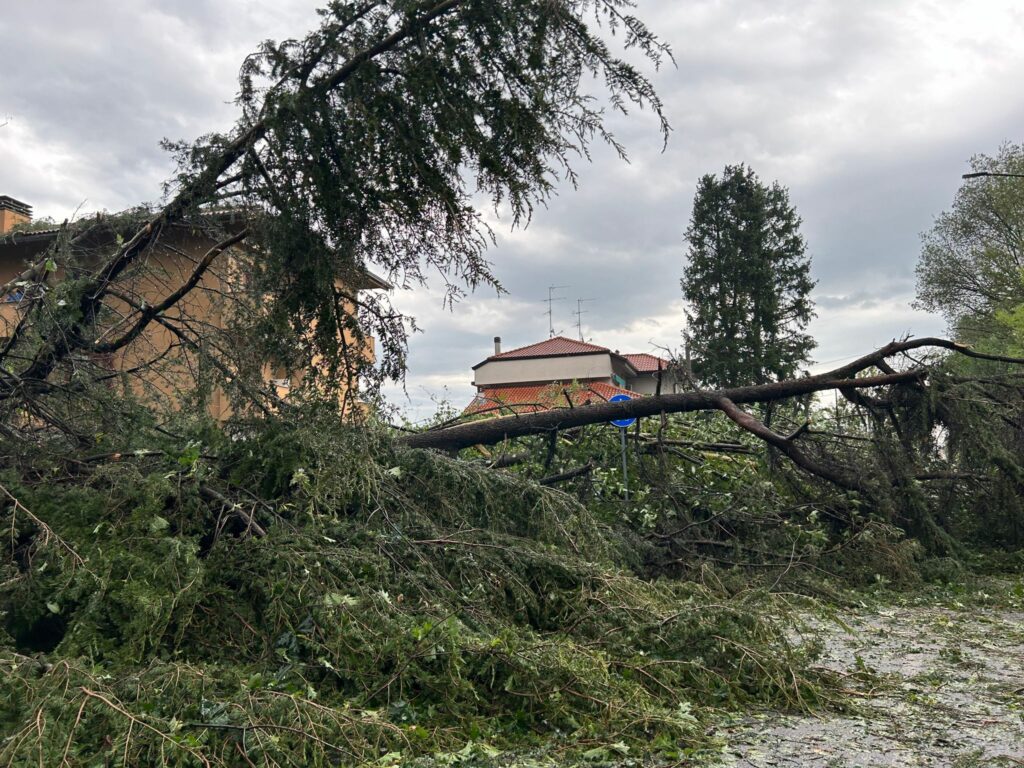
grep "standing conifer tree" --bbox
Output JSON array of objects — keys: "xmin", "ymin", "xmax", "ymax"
[{"xmin": 682, "ymin": 164, "xmax": 816, "ymax": 388}]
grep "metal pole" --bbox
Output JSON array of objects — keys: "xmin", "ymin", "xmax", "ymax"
[{"xmin": 620, "ymin": 426, "xmax": 629, "ymax": 501}]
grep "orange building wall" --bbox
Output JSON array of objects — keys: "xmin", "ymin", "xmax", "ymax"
[
  {"xmin": 0, "ymin": 208, "xmax": 30, "ymax": 236},
  {"xmin": 1, "ymin": 229, "xmax": 375, "ymax": 421}
]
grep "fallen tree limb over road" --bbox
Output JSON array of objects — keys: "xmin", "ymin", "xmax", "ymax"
[{"xmin": 402, "ymin": 338, "xmax": 1024, "ymax": 452}]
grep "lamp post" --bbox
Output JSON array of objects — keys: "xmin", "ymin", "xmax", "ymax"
[{"xmin": 962, "ymin": 171, "xmax": 1024, "ymax": 180}]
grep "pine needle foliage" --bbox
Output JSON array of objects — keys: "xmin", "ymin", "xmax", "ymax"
[
  {"xmin": 682, "ymin": 164, "xmax": 816, "ymax": 388},
  {"xmin": 1, "ymin": 0, "xmax": 672, "ymax": 433},
  {"xmin": 159, "ymin": 0, "xmax": 672, "ymax": 400},
  {"xmin": 0, "ymin": 417, "xmax": 831, "ymax": 766}
]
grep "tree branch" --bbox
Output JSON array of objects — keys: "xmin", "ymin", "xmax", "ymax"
[
  {"xmin": 92, "ymin": 228, "xmax": 249, "ymax": 353},
  {"xmin": 538, "ymin": 461, "xmax": 594, "ymax": 486},
  {"xmin": 402, "ymin": 338, "xmax": 1024, "ymax": 452},
  {"xmin": 713, "ymin": 396, "xmax": 867, "ymax": 492},
  {"xmin": 3, "ymin": 0, "xmax": 466, "ymax": 398}
]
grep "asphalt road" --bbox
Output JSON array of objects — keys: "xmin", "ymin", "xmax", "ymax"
[{"xmin": 712, "ymin": 587, "xmax": 1024, "ymax": 767}]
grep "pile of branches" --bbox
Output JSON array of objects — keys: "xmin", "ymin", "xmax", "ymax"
[
  {"xmin": 0, "ymin": 417, "xmax": 833, "ymax": 766},
  {"xmin": 424, "ymin": 338, "xmax": 1024, "ymax": 579}
]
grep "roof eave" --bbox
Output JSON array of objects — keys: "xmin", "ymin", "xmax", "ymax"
[
  {"xmin": 0, "ymin": 228, "xmax": 394, "ymax": 292},
  {"xmin": 471, "ymin": 349, "xmax": 611, "ymax": 371},
  {"xmin": 609, "ymin": 352, "xmax": 639, "ymax": 377},
  {"xmin": 0, "ymin": 229, "xmax": 61, "ymax": 247},
  {"xmin": 359, "ymin": 268, "xmax": 392, "ymax": 291}
]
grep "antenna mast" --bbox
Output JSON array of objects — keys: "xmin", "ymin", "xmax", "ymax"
[
  {"xmin": 542, "ymin": 285, "xmax": 569, "ymax": 337},
  {"xmin": 572, "ymin": 298, "xmax": 595, "ymax": 341}
]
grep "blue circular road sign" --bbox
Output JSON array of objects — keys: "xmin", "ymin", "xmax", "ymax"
[{"xmin": 608, "ymin": 393, "xmax": 636, "ymax": 428}]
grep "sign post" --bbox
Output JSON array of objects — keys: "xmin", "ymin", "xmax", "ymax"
[{"xmin": 608, "ymin": 394, "xmax": 636, "ymax": 501}]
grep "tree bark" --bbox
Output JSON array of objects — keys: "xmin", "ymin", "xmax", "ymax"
[
  {"xmin": 538, "ymin": 462, "xmax": 594, "ymax": 486},
  {"xmin": 400, "ymin": 338, "xmax": 1024, "ymax": 452},
  {"xmin": 713, "ymin": 396, "xmax": 867, "ymax": 493}
]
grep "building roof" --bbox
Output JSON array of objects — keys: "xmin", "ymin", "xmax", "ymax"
[
  {"xmin": 0, "ymin": 197, "xmax": 32, "ymax": 217},
  {"xmin": 623, "ymin": 352, "xmax": 671, "ymax": 373},
  {"xmin": 0, "ymin": 226, "xmax": 62, "ymax": 245},
  {"xmin": 0, "ymin": 220, "xmax": 392, "ymax": 290},
  {"xmin": 463, "ymin": 380, "xmax": 641, "ymax": 416},
  {"xmin": 494, "ymin": 335, "xmax": 609, "ymax": 359},
  {"xmin": 472, "ymin": 336, "xmax": 611, "ymax": 370}
]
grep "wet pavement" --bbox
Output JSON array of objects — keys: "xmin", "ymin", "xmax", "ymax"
[{"xmin": 710, "ymin": 594, "xmax": 1024, "ymax": 767}]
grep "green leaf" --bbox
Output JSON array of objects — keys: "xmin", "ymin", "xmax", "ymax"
[
  {"xmin": 324, "ymin": 592, "xmax": 359, "ymax": 608},
  {"xmin": 582, "ymin": 746, "xmax": 609, "ymax": 761}
]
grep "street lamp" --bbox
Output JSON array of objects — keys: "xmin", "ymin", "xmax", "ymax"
[{"xmin": 962, "ymin": 171, "xmax": 1024, "ymax": 180}]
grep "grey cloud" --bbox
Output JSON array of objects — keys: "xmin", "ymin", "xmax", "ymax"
[
  {"xmin": 3, "ymin": 0, "xmax": 1020, "ymax": 420},
  {"xmin": 816, "ymin": 292, "xmax": 917, "ymax": 311},
  {"xmin": 0, "ymin": 1, "xmax": 318, "ymax": 215},
  {"xmin": 392, "ymin": 0, "xmax": 1024, "ymax": 415}
]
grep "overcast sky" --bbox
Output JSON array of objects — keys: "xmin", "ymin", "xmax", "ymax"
[{"xmin": 3, "ymin": 1, "xmax": 1022, "ymax": 420}]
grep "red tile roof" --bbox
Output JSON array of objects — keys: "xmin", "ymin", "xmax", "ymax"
[
  {"xmin": 463, "ymin": 381, "xmax": 642, "ymax": 416},
  {"xmin": 486, "ymin": 335, "xmax": 609, "ymax": 361},
  {"xmin": 623, "ymin": 352, "xmax": 671, "ymax": 373}
]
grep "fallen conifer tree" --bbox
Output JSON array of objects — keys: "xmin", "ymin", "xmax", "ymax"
[
  {"xmin": 0, "ymin": 419, "xmax": 835, "ymax": 765},
  {"xmin": 403, "ymin": 337, "xmax": 1024, "ymax": 454},
  {"xmin": 2, "ymin": 2, "xmax": 1024, "ymax": 764}
]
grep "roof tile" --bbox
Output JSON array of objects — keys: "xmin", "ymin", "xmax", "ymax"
[
  {"xmin": 491, "ymin": 336, "xmax": 609, "ymax": 360},
  {"xmin": 623, "ymin": 352, "xmax": 671, "ymax": 373}
]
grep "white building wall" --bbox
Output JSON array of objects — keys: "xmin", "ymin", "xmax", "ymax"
[
  {"xmin": 626, "ymin": 375, "xmax": 683, "ymax": 395},
  {"xmin": 474, "ymin": 353, "xmax": 613, "ymax": 387},
  {"xmin": 627, "ymin": 376, "xmax": 659, "ymax": 396}
]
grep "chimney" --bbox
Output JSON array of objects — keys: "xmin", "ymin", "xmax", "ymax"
[
  {"xmin": 493, "ymin": 336, "xmax": 502, "ymax": 355},
  {"xmin": 0, "ymin": 196, "xmax": 32, "ymax": 235}
]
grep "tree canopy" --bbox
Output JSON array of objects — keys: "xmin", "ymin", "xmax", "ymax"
[
  {"xmin": 159, "ymin": 0, "xmax": 671, "ymax": 397},
  {"xmin": 916, "ymin": 142, "xmax": 1024, "ymax": 348},
  {"xmin": 0, "ymin": 0, "xmax": 670, "ymax": 434},
  {"xmin": 681, "ymin": 164, "xmax": 816, "ymax": 388}
]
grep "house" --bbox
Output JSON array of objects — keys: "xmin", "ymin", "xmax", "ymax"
[
  {"xmin": 0, "ymin": 195, "xmax": 388, "ymax": 419},
  {"xmin": 620, "ymin": 353, "xmax": 681, "ymax": 395},
  {"xmin": 464, "ymin": 335, "xmax": 684, "ymax": 416}
]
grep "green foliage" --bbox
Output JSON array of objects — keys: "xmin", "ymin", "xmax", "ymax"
[
  {"xmin": 162, "ymin": 0, "xmax": 670, "ymax": 399},
  {"xmin": 682, "ymin": 164, "xmax": 816, "ymax": 388},
  {"xmin": 5, "ymin": 216, "xmax": 59, "ymax": 234},
  {"xmin": 906, "ymin": 143, "xmax": 1024, "ymax": 553},
  {"xmin": 916, "ymin": 142, "xmax": 1024, "ymax": 344},
  {"xmin": 464, "ymin": 370, "xmax": 1024, "ymax": 586},
  {"xmin": 466, "ymin": 410, "xmax": 865, "ymax": 583},
  {"xmin": 0, "ymin": 417, "xmax": 831, "ymax": 766}
]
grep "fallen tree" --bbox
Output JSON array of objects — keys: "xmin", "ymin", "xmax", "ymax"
[
  {"xmin": 0, "ymin": 416, "xmax": 838, "ymax": 766},
  {"xmin": 0, "ymin": 0, "xmax": 670, "ymax": 433},
  {"xmin": 410, "ymin": 335, "xmax": 1024, "ymax": 561},
  {"xmin": 404, "ymin": 337, "xmax": 1024, "ymax": 452}
]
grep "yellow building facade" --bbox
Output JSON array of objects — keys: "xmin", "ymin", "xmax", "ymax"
[{"xmin": 0, "ymin": 197, "xmax": 387, "ymax": 420}]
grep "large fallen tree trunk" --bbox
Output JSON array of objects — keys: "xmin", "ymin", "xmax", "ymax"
[{"xmin": 402, "ymin": 338, "xmax": 1024, "ymax": 452}]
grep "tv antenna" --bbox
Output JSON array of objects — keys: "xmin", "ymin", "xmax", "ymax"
[
  {"xmin": 541, "ymin": 285, "xmax": 569, "ymax": 337},
  {"xmin": 572, "ymin": 298, "xmax": 596, "ymax": 341}
]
